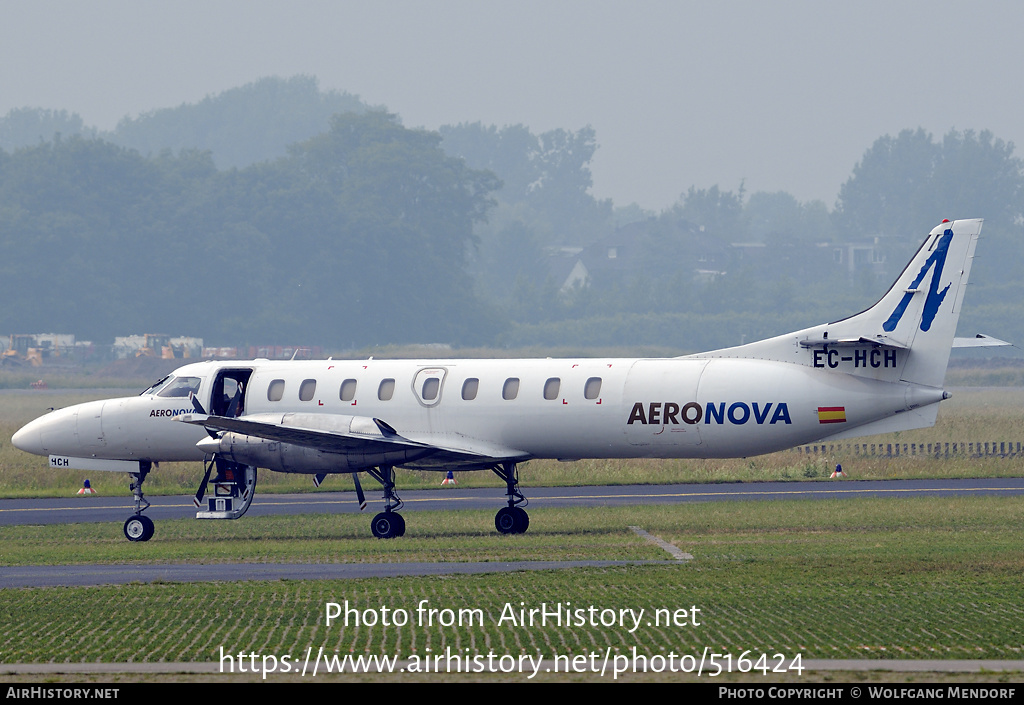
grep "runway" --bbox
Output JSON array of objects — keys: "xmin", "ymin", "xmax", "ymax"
[{"xmin": 2, "ymin": 477, "xmax": 1023, "ymax": 587}]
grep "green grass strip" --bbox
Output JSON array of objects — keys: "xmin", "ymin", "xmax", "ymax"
[{"xmin": 1, "ymin": 496, "xmax": 1022, "ymax": 663}]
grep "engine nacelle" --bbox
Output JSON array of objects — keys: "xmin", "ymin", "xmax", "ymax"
[
  {"xmin": 195, "ymin": 412, "xmax": 434, "ymax": 473},
  {"xmin": 214, "ymin": 433, "xmax": 434, "ymax": 473}
]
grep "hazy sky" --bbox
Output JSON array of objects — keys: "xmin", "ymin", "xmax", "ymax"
[{"xmin": 2, "ymin": 0, "xmax": 1022, "ymax": 211}]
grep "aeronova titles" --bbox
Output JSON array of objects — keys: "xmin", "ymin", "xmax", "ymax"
[
  {"xmin": 627, "ymin": 401, "xmax": 792, "ymax": 426},
  {"xmin": 149, "ymin": 408, "xmax": 194, "ymax": 418}
]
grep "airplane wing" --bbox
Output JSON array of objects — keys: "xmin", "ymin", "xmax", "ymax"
[{"xmin": 178, "ymin": 412, "xmax": 528, "ymax": 470}]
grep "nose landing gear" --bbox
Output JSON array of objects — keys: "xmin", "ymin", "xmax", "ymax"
[
  {"xmin": 492, "ymin": 462, "xmax": 529, "ymax": 535},
  {"xmin": 366, "ymin": 466, "xmax": 405, "ymax": 539}
]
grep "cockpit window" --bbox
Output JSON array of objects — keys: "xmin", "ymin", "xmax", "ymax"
[
  {"xmin": 156, "ymin": 376, "xmax": 203, "ymax": 398},
  {"xmin": 141, "ymin": 375, "xmax": 172, "ymax": 396}
]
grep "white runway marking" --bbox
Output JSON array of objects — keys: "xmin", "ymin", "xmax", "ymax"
[{"xmin": 629, "ymin": 526, "xmax": 692, "ymax": 561}]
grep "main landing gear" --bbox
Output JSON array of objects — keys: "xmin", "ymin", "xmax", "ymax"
[
  {"xmin": 124, "ymin": 461, "xmax": 155, "ymax": 542},
  {"xmin": 366, "ymin": 465, "xmax": 405, "ymax": 539},
  {"xmin": 492, "ymin": 461, "xmax": 529, "ymax": 534},
  {"xmin": 359, "ymin": 461, "xmax": 530, "ymax": 538}
]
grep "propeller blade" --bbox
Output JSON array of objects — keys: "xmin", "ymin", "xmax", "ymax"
[
  {"xmin": 188, "ymin": 392, "xmax": 221, "ymax": 439},
  {"xmin": 225, "ymin": 383, "xmax": 243, "ymax": 417},
  {"xmin": 189, "ymin": 391, "xmax": 207, "ymax": 415},
  {"xmin": 193, "ymin": 459, "xmax": 214, "ymax": 507},
  {"xmin": 353, "ymin": 473, "xmax": 367, "ymax": 511}
]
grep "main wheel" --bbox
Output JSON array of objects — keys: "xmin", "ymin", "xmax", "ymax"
[
  {"xmin": 495, "ymin": 507, "xmax": 517, "ymax": 534},
  {"xmin": 123, "ymin": 515, "xmax": 154, "ymax": 542},
  {"xmin": 496, "ymin": 506, "xmax": 529, "ymax": 534},
  {"xmin": 371, "ymin": 512, "xmax": 401, "ymax": 539},
  {"xmin": 513, "ymin": 507, "xmax": 529, "ymax": 534}
]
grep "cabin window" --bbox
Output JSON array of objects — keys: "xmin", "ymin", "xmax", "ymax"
[
  {"xmin": 299, "ymin": 379, "xmax": 317, "ymax": 402},
  {"xmin": 503, "ymin": 377, "xmax": 520, "ymax": 400},
  {"xmin": 584, "ymin": 377, "xmax": 602, "ymax": 400},
  {"xmin": 422, "ymin": 377, "xmax": 439, "ymax": 401},
  {"xmin": 340, "ymin": 379, "xmax": 357, "ymax": 402},
  {"xmin": 462, "ymin": 378, "xmax": 479, "ymax": 401},
  {"xmin": 267, "ymin": 379, "xmax": 285, "ymax": 402},
  {"xmin": 544, "ymin": 377, "xmax": 561, "ymax": 400},
  {"xmin": 378, "ymin": 378, "xmax": 395, "ymax": 401}
]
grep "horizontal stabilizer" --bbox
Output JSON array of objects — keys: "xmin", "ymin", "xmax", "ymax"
[
  {"xmin": 798, "ymin": 335, "xmax": 908, "ymax": 350},
  {"xmin": 952, "ymin": 334, "xmax": 1012, "ymax": 348}
]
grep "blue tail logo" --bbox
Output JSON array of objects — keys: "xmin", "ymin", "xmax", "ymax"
[{"xmin": 882, "ymin": 228, "xmax": 953, "ymax": 333}]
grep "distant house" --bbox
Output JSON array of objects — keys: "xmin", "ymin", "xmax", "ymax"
[
  {"xmin": 548, "ymin": 219, "xmax": 729, "ymax": 292},
  {"xmin": 544, "ymin": 219, "xmax": 890, "ymax": 296},
  {"xmin": 730, "ymin": 237, "xmax": 888, "ymax": 280},
  {"xmin": 829, "ymin": 238, "xmax": 887, "ymax": 275}
]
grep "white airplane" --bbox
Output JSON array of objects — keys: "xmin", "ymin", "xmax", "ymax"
[{"xmin": 12, "ymin": 218, "xmax": 1000, "ymax": 541}]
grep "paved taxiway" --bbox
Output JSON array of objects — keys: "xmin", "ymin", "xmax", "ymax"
[
  {"xmin": 3, "ymin": 477, "xmax": 1023, "ymax": 588},
  {"xmin": 4, "ymin": 477, "xmax": 1024, "ymax": 526}
]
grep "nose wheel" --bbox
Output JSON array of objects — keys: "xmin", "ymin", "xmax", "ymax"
[{"xmin": 123, "ymin": 514, "xmax": 155, "ymax": 542}]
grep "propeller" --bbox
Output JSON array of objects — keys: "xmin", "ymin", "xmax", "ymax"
[
  {"xmin": 225, "ymin": 382, "xmax": 243, "ymax": 418},
  {"xmin": 353, "ymin": 473, "xmax": 367, "ymax": 510},
  {"xmin": 194, "ymin": 458, "xmax": 214, "ymax": 508},
  {"xmin": 189, "ymin": 391, "xmax": 206, "ymax": 414},
  {"xmin": 189, "ymin": 391, "xmax": 220, "ymax": 439},
  {"xmin": 189, "ymin": 391, "xmax": 219, "ymax": 506},
  {"xmin": 313, "ymin": 472, "xmax": 366, "ymax": 510}
]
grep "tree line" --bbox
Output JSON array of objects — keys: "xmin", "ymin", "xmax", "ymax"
[
  {"xmin": 1, "ymin": 78, "xmax": 1021, "ymax": 352},
  {"xmin": 0, "ymin": 111, "xmax": 499, "ymax": 347}
]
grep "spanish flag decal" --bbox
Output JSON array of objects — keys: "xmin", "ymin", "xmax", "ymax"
[{"xmin": 817, "ymin": 406, "xmax": 847, "ymax": 424}]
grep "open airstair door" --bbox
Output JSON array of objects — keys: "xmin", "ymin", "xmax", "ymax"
[
  {"xmin": 196, "ymin": 367, "xmax": 258, "ymax": 520},
  {"xmin": 210, "ymin": 368, "xmax": 253, "ymax": 418}
]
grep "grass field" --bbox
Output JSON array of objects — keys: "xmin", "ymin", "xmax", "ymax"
[{"xmin": 1, "ymin": 497, "xmax": 1022, "ymax": 672}]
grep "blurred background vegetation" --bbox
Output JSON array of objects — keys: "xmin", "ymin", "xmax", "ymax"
[{"xmin": 1, "ymin": 75, "xmax": 1021, "ymax": 355}]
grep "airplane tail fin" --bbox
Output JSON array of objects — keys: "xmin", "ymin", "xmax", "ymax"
[
  {"xmin": 700, "ymin": 218, "xmax": 983, "ymax": 389},
  {"xmin": 825, "ymin": 218, "xmax": 981, "ymax": 388}
]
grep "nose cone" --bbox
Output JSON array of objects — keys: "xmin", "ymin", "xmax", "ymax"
[
  {"xmin": 11, "ymin": 404, "xmax": 88, "ymax": 457},
  {"xmin": 12, "ymin": 419, "xmax": 45, "ymax": 455}
]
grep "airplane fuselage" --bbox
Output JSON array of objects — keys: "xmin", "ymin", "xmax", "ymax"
[{"xmin": 14, "ymin": 355, "xmax": 944, "ymax": 471}]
